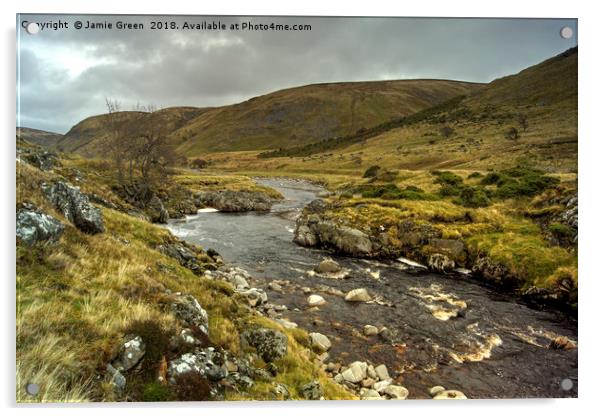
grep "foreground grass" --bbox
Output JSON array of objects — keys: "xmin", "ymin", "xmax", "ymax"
[{"xmin": 16, "ymin": 161, "xmax": 351, "ymax": 402}]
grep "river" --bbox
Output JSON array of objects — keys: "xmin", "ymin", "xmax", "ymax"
[{"xmin": 167, "ymin": 178, "xmax": 578, "ymax": 399}]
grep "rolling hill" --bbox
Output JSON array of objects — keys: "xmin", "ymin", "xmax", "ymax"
[
  {"xmin": 16, "ymin": 127, "xmax": 63, "ymax": 147},
  {"xmin": 247, "ymin": 47, "xmax": 577, "ymax": 173},
  {"xmin": 51, "ymin": 80, "xmax": 482, "ymax": 156}
]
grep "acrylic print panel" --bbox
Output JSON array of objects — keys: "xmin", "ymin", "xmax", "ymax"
[{"xmin": 16, "ymin": 15, "xmax": 577, "ymax": 402}]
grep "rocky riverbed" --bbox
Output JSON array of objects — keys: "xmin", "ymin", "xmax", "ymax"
[{"xmin": 167, "ymin": 178, "xmax": 578, "ymax": 399}]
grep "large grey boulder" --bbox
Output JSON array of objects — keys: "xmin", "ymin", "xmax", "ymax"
[
  {"xmin": 171, "ymin": 294, "xmax": 209, "ymax": 335},
  {"xmin": 294, "ymin": 219, "xmax": 374, "ymax": 256},
  {"xmin": 42, "ymin": 181, "xmax": 104, "ymax": 234},
  {"xmin": 112, "ymin": 335, "xmax": 146, "ymax": 372},
  {"xmin": 309, "ymin": 332, "xmax": 332, "ymax": 352},
  {"xmin": 241, "ymin": 328, "xmax": 287, "ymax": 363},
  {"xmin": 300, "ymin": 380, "xmax": 323, "ymax": 400},
  {"xmin": 168, "ymin": 347, "xmax": 227, "ymax": 384},
  {"xmin": 22, "ymin": 150, "xmax": 59, "ymax": 171},
  {"xmin": 16, "ymin": 205, "xmax": 64, "ymax": 245},
  {"xmin": 195, "ymin": 190, "xmax": 273, "ymax": 212}
]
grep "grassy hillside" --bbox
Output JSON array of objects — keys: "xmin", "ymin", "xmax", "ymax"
[
  {"xmin": 172, "ymin": 80, "xmax": 482, "ymax": 153},
  {"xmin": 16, "ymin": 127, "xmax": 63, "ymax": 147},
  {"xmin": 249, "ymin": 48, "xmax": 577, "ymax": 174},
  {"xmin": 55, "ymin": 106, "xmax": 212, "ymax": 156},
  {"xmin": 53, "ymin": 80, "xmax": 482, "ymax": 157},
  {"xmin": 16, "ymin": 143, "xmax": 354, "ymax": 402}
]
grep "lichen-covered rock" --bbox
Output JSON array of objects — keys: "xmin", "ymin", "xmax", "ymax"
[
  {"xmin": 294, "ymin": 219, "xmax": 374, "ymax": 256},
  {"xmin": 22, "ymin": 150, "xmax": 60, "ymax": 171},
  {"xmin": 300, "ymin": 380, "xmax": 323, "ymax": 400},
  {"xmin": 42, "ymin": 181, "xmax": 104, "ymax": 234},
  {"xmin": 472, "ymin": 256, "xmax": 520, "ymax": 288},
  {"xmin": 237, "ymin": 287, "xmax": 268, "ymax": 307},
  {"xmin": 112, "ymin": 335, "xmax": 146, "ymax": 372},
  {"xmin": 305, "ymin": 199, "xmax": 328, "ymax": 214},
  {"xmin": 205, "ymin": 267, "xmax": 250, "ymax": 289},
  {"xmin": 241, "ymin": 328, "xmax": 287, "ymax": 363},
  {"xmin": 195, "ymin": 190, "xmax": 273, "ymax": 212},
  {"xmin": 171, "ymin": 294, "xmax": 209, "ymax": 335},
  {"xmin": 158, "ymin": 240, "xmax": 212, "ymax": 274},
  {"xmin": 428, "ymin": 238, "xmax": 466, "ymax": 261},
  {"xmin": 168, "ymin": 347, "xmax": 227, "ymax": 384},
  {"xmin": 16, "ymin": 204, "xmax": 64, "ymax": 245},
  {"xmin": 428, "ymin": 253, "xmax": 455, "ymax": 273}
]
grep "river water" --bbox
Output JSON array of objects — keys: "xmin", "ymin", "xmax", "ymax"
[{"xmin": 167, "ymin": 178, "xmax": 578, "ymax": 399}]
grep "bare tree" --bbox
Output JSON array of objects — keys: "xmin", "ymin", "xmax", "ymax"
[
  {"xmin": 103, "ymin": 98, "xmax": 126, "ymax": 183},
  {"xmin": 517, "ymin": 114, "xmax": 528, "ymax": 132}
]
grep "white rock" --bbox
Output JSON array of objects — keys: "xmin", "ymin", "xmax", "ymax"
[
  {"xmin": 367, "ymin": 364, "xmax": 377, "ymax": 380},
  {"xmin": 429, "ymin": 385, "xmax": 446, "ymax": 397},
  {"xmin": 360, "ymin": 389, "xmax": 383, "ymax": 400},
  {"xmin": 344, "ymin": 288, "xmax": 371, "ymax": 302},
  {"xmin": 383, "ymin": 385, "xmax": 409, "ymax": 400},
  {"xmin": 363, "ymin": 325, "xmax": 379, "ymax": 336},
  {"xmin": 374, "ymin": 364, "xmax": 390, "ymax": 381},
  {"xmin": 373, "ymin": 379, "xmax": 392, "ymax": 392},
  {"xmin": 309, "ymin": 332, "xmax": 332, "ymax": 352},
  {"xmin": 433, "ymin": 390, "xmax": 467, "ymax": 400},
  {"xmin": 341, "ymin": 361, "xmax": 368, "ymax": 383},
  {"xmin": 307, "ymin": 294, "xmax": 327, "ymax": 307}
]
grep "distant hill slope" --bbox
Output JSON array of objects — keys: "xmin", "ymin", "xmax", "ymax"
[
  {"xmin": 56, "ymin": 106, "xmax": 212, "ymax": 156},
  {"xmin": 16, "ymin": 127, "xmax": 63, "ymax": 147},
  {"xmin": 172, "ymin": 79, "xmax": 483, "ymax": 154},
  {"xmin": 252, "ymin": 48, "xmax": 577, "ymax": 173},
  {"xmin": 57, "ymin": 80, "xmax": 482, "ymax": 156}
]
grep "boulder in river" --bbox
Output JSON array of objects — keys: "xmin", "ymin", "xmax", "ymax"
[
  {"xmin": 241, "ymin": 328, "xmax": 288, "ymax": 363},
  {"xmin": 315, "ymin": 258, "xmax": 341, "ymax": 274},
  {"xmin": 344, "ymin": 288, "xmax": 372, "ymax": 302},
  {"xmin": 363, "ymin": 325, "xmax": 379, "ymax": 336},
  {"xmin": 307, "ymin": 294, "xmax": 326, "ymax": 307},
  {"xmin": 195, "ymin": 190, "xmax": 273, "ymax": 212},
  {"xmin": 550, "ymin": 335, "xmax": 577, "ymax": 350},
  {"xmin": 42, "ymin": 181, "xmax": 104, "ymax": 234},
  {"xmin": 428, "ymin": 253, "xmax": 455, "ymax": 273},
  {"xmin": 16, "ymin": 204, "xmax": 64, "ymax": 245}
]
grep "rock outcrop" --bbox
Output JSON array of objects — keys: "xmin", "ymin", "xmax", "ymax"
[
  {"xmin": 195, "ymin": 190, "xmax": 274, "ymax": 212},
  {"xmin": 171, "ymin": 294, "xmax": 210, "ymax": 335},
  {"xmin": 16, "ymin": 204, "xmax": 64, "ymax": 245},
  {"xmin": 42, "ymin": 181, "xmax": 105, "ymax": 234}
]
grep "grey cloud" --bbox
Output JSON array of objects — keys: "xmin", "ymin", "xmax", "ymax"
[{"xmin": 17, "ymin": 15, "xmax": 577, "ymax": 133}]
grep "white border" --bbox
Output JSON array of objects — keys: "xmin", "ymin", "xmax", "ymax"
[{"xmin": 2, "ymin": 1, "xmax": 600, "ymax": 415}]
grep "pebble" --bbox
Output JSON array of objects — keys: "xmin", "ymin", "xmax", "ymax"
[
  {"xmin": 383, "ymin": 385, "xmax": 409, "ymax": 400},
  {"xmin": 429, "ymin": 385, "xmax": 446, "ymax": 397},
  {"xmin": 344, "ymin": 288, "xmax": 372, "ymax": 302},
  {"xmin": 363, "ymin": 325, "xmax": 379, "ymax": 336},
  {"xmin": 307, "ymin": 294, "xmax": 327, "ymax": 307},
  {"xmin": 310, "ymin": 332, "xmax": 332, "ymax": 352},
  {"xmin": 433, "ymin": 390, "xmax": 467, "ymax": 400},
  {"xmin": 374, "ymin": 364, "xmax": 390, "ymax": 381}
]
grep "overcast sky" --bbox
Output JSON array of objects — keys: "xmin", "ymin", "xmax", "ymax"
[{"xmin": 17, "ymin": 15, "xmax": 577, "ymax": 133}]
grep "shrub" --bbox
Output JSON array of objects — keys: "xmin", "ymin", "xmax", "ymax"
[
  {"xmin": 549, "ymin": 222, "xmax": 573, "ymax": 238},
  {"xmin": 468, "ymin": 172, "xmax": 483, "ymax": 179},
  {"xmin": 174, "ymin": 372, "xmax": 211, "ymax": 401},
  {"xmin": 363, "ymin": 165, "xmax": 381, "ymax": 178},
  {"xmin": 142, "ymin": 381, "xmax": 174, "ymax": 402},
  {"xmin": 433, "ymin": 171, "xmax": 463, "ymax": 186},
  {"xmin": 456, "ymin": 186, "xmax": 491, "ymax": 208},
  {"xmin": 481, "ymin": 172, "xmax": 504, "ymax": 185},
  {"xmin": 190, "ymin": 158, "xmax": 209, "ymax": 169}
]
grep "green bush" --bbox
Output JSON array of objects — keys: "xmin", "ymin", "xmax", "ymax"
[
  {"xmin": 456, "ymin": 186, "xmax": 491, "ymax": 208},
  {"xmin": 142, "ymin": 381, "xmax": 174, "ymax": 402},
  {"xmin": 433, "ymin": 171, "xmax": 463, "ymax": 186},
  {"xmin": 549, "ymin": 222, "xmax": 573, "ymax": 237},
  {"xmin": 468, "ymin": 172, "xmax": 483, "ymax": 179}
]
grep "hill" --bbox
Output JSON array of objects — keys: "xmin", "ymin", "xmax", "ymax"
[
  {"xmin": 57, "ymin": 80, "xmax": 482, "ymax": 156},
  {"xmin": 249, "ymin": 48, "xmax": 577, "ymax": 173},
  {"xmin": 55, "ymin": 106, "xmax": 211, "ymax": 156},
  {"xmin": 16, "ymin": 127, "xmax": 63, "ymax": 147},
  {"xmin": 172, "ymin": 79, "xmax": 483, "ymax": 153}
]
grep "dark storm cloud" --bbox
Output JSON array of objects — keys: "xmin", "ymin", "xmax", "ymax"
[{"xmin": 17, "ymin": 15, "xmax": 577, "ymax": 133}]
